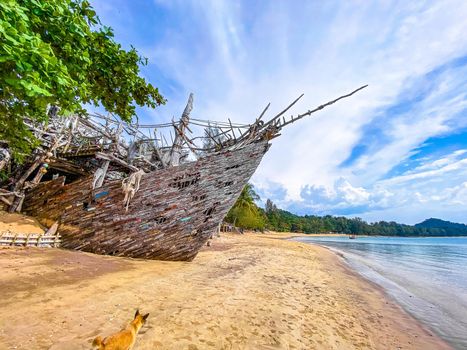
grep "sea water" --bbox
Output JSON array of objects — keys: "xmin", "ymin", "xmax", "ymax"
[{"xmin": 293, "ymin": 236, "xmax": 467, "ymax": 349}]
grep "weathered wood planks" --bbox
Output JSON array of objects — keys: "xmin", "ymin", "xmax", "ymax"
[{"xmin": 22, "ymin": 140, "xmax": 269, "ymax": 261}]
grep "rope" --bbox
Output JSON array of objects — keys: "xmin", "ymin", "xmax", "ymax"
[{"xmin": 121, "ymin": 169, "xmax": 145, "ymax": 211}]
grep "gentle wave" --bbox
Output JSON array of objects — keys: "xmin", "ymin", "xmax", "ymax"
[{"xmin": 293, "ymin": 236, "xmax": 467, "ymax": 349}]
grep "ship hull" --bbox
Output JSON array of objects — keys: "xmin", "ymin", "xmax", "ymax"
[{"xmin": 23, "ymin": 141, "xmax": 269, "ymax": 261}]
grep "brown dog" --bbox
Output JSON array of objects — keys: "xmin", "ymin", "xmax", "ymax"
[{"xmin": 92, "ymin": 310, "xmax": 149, "ymax": 350}]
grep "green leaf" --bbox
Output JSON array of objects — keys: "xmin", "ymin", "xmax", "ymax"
[{"xmin": 0, "ymin": 0, "xmax": 165, "ymax": 158}]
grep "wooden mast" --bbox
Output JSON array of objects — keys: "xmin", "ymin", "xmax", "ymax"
[{"xmin": 169, "ymin": 93, "xmax": 193, "ymax": 166}]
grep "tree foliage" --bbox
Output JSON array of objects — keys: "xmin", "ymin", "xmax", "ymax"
[
  {"xmin": 225, "ymin": 184, "xmax": 265, "ymax": 230},
  {"xmin": 263, "ymin": 199, "xmax": 467, "ymax": 236},
  {"xmin": 225, "ymin": 184, "xmax": 467, "ymax": 237},
  {"xmin": 0, "ymin": 0, "xmax": 165, "ymax": 159},
  {"xmin": 226, "ymin": 192, "xmax": 467, "ymax": 236}
]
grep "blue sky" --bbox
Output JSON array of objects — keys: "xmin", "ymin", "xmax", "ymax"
[{"xmin": 91, "ymin": 0, "xmax": 467, "ymax": 224}]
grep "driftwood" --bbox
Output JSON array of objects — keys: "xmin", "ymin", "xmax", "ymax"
[
  {"xmin": 23, "ymin": 140, "xmax": 269, "ymax": 260},
  {"xmin": 49, "ymin": 157, "xmax": 89, "ymax": 176},
  {"xmin": 0, "ymin": 147, "xmax": 10, "ymax": 171},
  {"xmin": 280, "ymin": 85, "xmax": 368, "ymax": 128},
  {"xmin": 0, "ymin": 230, "xmax": 61, "ymax": 247},
  {"xmin": 9, "ymin": 135, "xmax": 64, "ymax": 212},
  {"xmin": 2, "ymin": 85, "xmax": 367, "ymax": 260},
  {"xmin": 169, "ymin": 93, "xmax": 194, "ymax": 167},
  {"xmin": 96, "ymin": 152, "xmax": 139, "ymax": 172},
  {"xmin": 93, "ymin": 160, "xmax": 110, "ymax": 189}
]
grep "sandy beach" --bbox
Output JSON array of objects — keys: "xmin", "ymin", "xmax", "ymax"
[{"xmin": 0, "ymin": 229, "xmax": 450, "ymax": 349}]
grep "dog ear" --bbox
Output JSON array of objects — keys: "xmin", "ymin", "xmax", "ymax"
[
  {"xmin": 142, "ymin": 313, "xmax": 149, "ymax": 321},
  {"xmin": 135, "ymin": 309, "xmax": 140, "ymax": 318}
]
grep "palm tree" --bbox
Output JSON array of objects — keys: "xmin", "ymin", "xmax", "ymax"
[
  {"xmin": 227, "ymin": 183, "xmax": 262, "ymax": 227},
  {"xmin": 235, "ymin": 184, "xmax": 259, "ymax": 211}
]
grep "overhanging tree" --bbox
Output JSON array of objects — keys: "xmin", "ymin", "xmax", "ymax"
[{"xmin": 0, "ymin": 0, "xmax": 165, "ymax": 160}]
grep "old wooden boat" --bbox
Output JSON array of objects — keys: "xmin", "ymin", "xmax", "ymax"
[{"xmin": 3, "ymin": 86, "xmax": 366, "ymax": 261}]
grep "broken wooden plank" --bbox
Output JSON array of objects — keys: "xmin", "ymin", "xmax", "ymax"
[{"xmin": 96, "ymin": 152, "xmax": 139, "ymax": 172}]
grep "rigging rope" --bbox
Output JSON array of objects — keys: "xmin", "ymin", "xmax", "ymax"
[{"xmin": 121, "ymin": 169, "xmax": 145, "ymax": 211}]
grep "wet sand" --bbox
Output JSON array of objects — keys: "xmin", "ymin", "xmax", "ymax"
[{"xmin": 0, "ymin": 230, "xmax": 451, "ymax": 349}]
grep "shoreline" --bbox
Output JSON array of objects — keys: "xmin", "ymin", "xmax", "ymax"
[
  {"xmin": 295, "ymin": 235, "xmax": 467, "ymax": 349},
  {"xmin": 0, "ymin": 231, "xmax": 451, "ymax": 349},
  {"xmin": 280, "ymin": 232, "xmax": 458, "ymax": 348},
  {"xmin": 286, "ymin": 232, "xmax": 467, "ymax": 238},
  {"xmin": 300, "ymin": 240, "xmax": 450, "ymax": 346},
  {"xmin": 278, "ymin": 231, "xmax": 467, "ymax": 238}
]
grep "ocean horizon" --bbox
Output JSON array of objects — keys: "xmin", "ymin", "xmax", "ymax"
[{"xmin": 293, "ymin": 235, "xmax": 467, "ymax": 349}]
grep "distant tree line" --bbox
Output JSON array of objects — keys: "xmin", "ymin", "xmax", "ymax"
[{"xmin": 225, "ymin": 184, "xmax": 467, "ymax": 236}]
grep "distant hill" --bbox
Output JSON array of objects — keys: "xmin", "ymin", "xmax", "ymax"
[
  {"xmin": 225, "ymin": 188, "xmax": 467, "ymax": 236},
  {"xmin": 259, "ymin": 199, "xmax": 467, "ymax": 236},
  {"xmin": 415, "ymin": 218, "xmax": 467, "ymax": 230}
]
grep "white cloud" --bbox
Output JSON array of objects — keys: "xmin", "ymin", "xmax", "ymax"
[
  {"xmin": 381, "ymin": 151, "xmax": 467, "ymax": 186},
  {"xmin": 93, "ymin": 0, "xmax": 467, "ymax": 223},
  {"xmin": 336, "ymin": 179, "xmax": 370, "ymax": 204},
  {"xmin": 287, "ymin": 148, "xmax": 467, "ymax": 223}
]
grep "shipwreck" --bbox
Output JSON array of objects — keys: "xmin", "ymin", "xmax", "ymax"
[{"xmin": 0, "ymin": 86, "xmax": 366, "ymax": 261}]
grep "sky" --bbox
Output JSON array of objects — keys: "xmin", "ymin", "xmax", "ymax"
[{"xmin": 90, "ymin": 0, "xmax": 467, "ymax": 225}]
